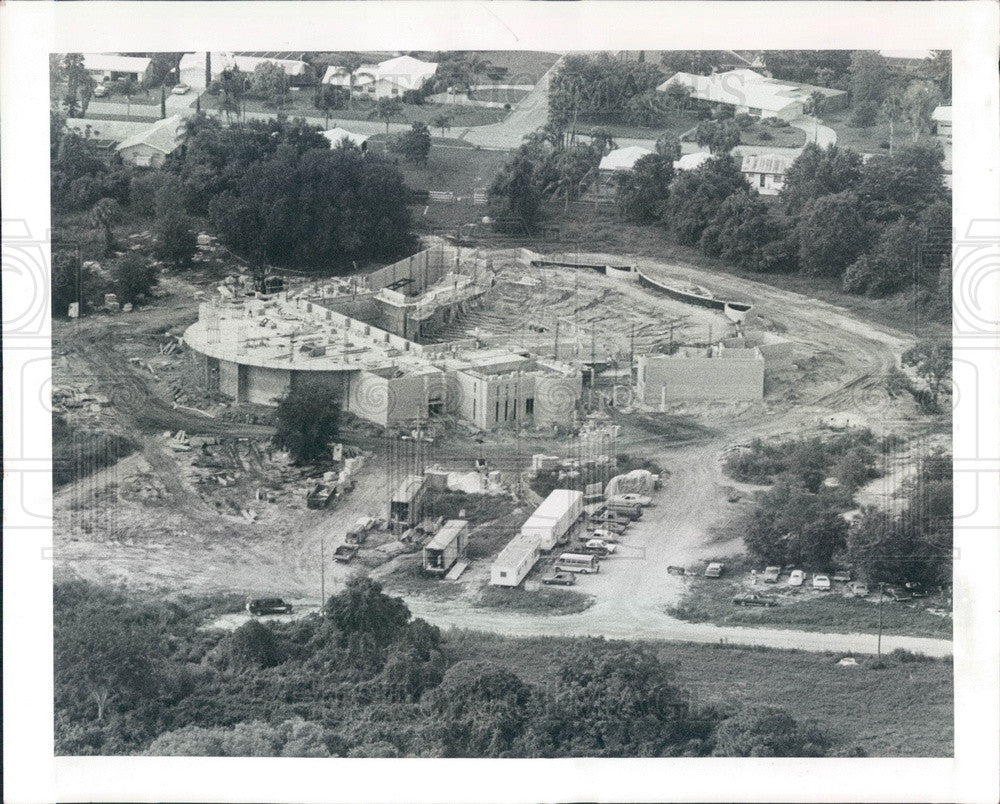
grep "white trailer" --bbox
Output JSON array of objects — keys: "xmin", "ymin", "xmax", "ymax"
[
  {"xmin": 519, "ymin": 489, "xmax": 584, "ymax": 551},
  {"xmin": 490, "ymin": 533, "xmax": 541, "ymax": 586}
]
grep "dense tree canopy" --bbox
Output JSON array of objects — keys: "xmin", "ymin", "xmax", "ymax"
[
  {"xmin": 663, "ymin": 155, "xmax": 749, "ymax": 245},
  {"xmin": 272, "ymin": 384, "xmax": 342, "ymax": 464}
]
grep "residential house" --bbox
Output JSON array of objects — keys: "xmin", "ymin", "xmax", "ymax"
[
  {"xmin": 932, "ymin": 105, "xmax": 952, "ymax": 142},
  {"xmin": 321, "ymin": 127, "xmax": 370, "ymax": 150},
  {"xmin": 593, "ymin": 146, "xmax": 654, "ymax": 200},
  {"xmin": 658, "ymin": 68, "xmax": 847, "ymax": 121},
  {"xmin": 115, "ymin": 115, "xmax": 185, "ymax": 168},
  {"xmin": 673, "ymin": 151, "xmax": 713, "ymax": 172},
  {"xmin": 322, "ymin": 55, "xmax": 438, "ymax": 99},
  {"xmin": 178, "ymin": 52, "xmax": 311, "ymax": 90},
  {"xmin": 740, "ymin": 153, "xmax": 793, "ymax": 195},
  {"xmin": 83, "ymin": 54, "xmax": 153, "ymax": 85}
]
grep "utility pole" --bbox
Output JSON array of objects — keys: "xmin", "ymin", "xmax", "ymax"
[
  {"xmin": 877, "ymin": 583, "xmax": 884, "ymax": 662},
  {"xmin": 320, "ymin": 539, "xmax": 326, "ymax": 608}
]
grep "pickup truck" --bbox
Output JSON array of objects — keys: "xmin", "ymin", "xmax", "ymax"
[{"xmin": 333, "ymin": 544, "xmax": 359, "ymax": 563}]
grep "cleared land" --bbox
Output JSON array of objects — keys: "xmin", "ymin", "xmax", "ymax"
[{"xmin": 446, "ymin": 631, "xmax": 953, "ymax": 757}]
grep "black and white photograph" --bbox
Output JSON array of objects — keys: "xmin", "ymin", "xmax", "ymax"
[{"xmin": 2, "ymin": 2, "xmax": 998, "ymax": 802}]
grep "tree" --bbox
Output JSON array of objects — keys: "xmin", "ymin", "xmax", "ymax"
[
  {"xmin": 848, "ymin": 101, "xmax": 878, "ymax": 128},
  {"xmin": 52, "ymin": 252, "xmax": 104, "ymax": 317},
  {"xmin": 314, "ymin": 85, "xmax": 348, "ymax": 127},
  {"xmin": 588, "ymin": 127, "xmax": 616, "ymax": 155},
  {"xmin": 160, "ymin": 84, "xmax": 167, "ymax": 119},
  {"xmin": 856, "ymin": 142, "xmax": 946, "ymax": 224},
  {"xmin": 370, "ymin": 96, "xmax": 404, "ymax": 135},
  {"xmin": 663, "ymin": 80, "xmax": 692, "ymax": 112},
  {"xmin": 699, "ymin": 191, "xmax": 776, "ymax": 271},
  {"xmin": 880, "ymin": 88, "xmax": 906, "ymax": 156},
  {"xmin": 713, "ymin": 706, "xmax": 830, "ymax": 757},
  {"xmin": 112, "ymin": 252, "xmax": 159, "ymax": 305},
  {"xmin": 251, "ymin": 61, "xmax": 290, "ymax": 109},
  {"xmin": 272, "ymin": 384, "xmax": 342, "ymax": 463},
  {"xmin": 488, "ymin": 147, "xmax": 544, "ymax": 232},
  {"xmin": 391, "ymin": 121, "xmax": 431, "ymax": 165},
  {"xmin": 152, "ymin": 210, "xmax": 198, "ymax": 267},
  {"xmin": 654, "ymin": 133, "xmax": 682, "ymax": 163},
  {"xmin": 695, "ymin": 119, "xmax": 742, "ymax": 155},
  {"xmin": 431, "ymin": 113, "xmax": 452, "ymax": 139},
  {"xmin": 781, "ymin": 144, "xmax": 862, "ymax": 212},
  {"xmin": 842, "ymin": 218, "xmax": 920, "ymax": 296},
  {"xmin": 848, "ymin": 51, "xmax": 890, "ymax": 108},
  {"xmin": 902, "ymin": 340, "xmax": 951, "ymax": 408},
  {"xmin": 118, "ymin": 77, "xmax": 137, "ymax": 120},
  {"xmin": 89, "ymin": 197, "xmax": 121, "ymax": 254},
  {"xmin": 219, "ymin": 67, "xmax": 247, "ymax": 124},
  {"xmin": 325, "ymin": 575, "xmax": 411, "ymax": 643},
  {"xmin": 616, "ymin": 153, "xmax": 674, "ymax": 223},
  {"xmin": 903, "ymin": 80, "xmax": 943, "ymax": 142},
  {"xmin": 744, "ymin": 480, "xmax": 849, "ymax": 567},
  {"xmin": 339, "ymin": 53, "xmax": 366, "ymax": 110},
  {"xmin": 228, "ymin": 620, "xmax": 283, "ymax": 670},
  {"xmin": 796, "ymin": 191, "xmax": 870, "ymax": 278},
  {"xmin": 663, "ymin": 155, "xmax": 749, "ymax": 245}
]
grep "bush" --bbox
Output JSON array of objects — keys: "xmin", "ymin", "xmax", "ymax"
[
  {"xmin": 734, "ymin": 113, "xmax": 755, "ymax": 130},
  {"xmin": 152, "ymin": 211, "xmax": 197, "ymax": 267},
  {"xmin": 757, "ymin": 131, "xmax": 773, "ymax": 141},
  {"xmin": 112, "ymin": 252, "xmax": 159, "ymax": 305},
  {"xmin": 849, "ymin": 101, "xmax": 878, "ymax": 128}
]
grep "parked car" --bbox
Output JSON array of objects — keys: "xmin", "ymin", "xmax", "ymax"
[
  {"xmin": 832, "ymin": 569, "xmax": 852, "ymax": 583},
  {"xmin": 608, "ymin": 493, "xmax": 652, "ymax": 507},
  {"xmin": 704, "ymin": 562, "xmax": 724, "ymax": 578},
  {"xmin": 904, "ymin": 581, "xmax": 928, "ymax": 598},
  {"xmin": 93, "ymin": 83, "xmax": 108, "ymax": 98},
  {"xmin": 812, "ymin": 574, "xmax": 832, "ymax": 590},
  {"xmin": 788, "ymin": 569, "xmax": 805, "ymax": 587},
  {"xmin": 885, "ymin": 585, "xmax": 912, "ymax": 602},
  {"xmin": 589, "ymin": 528, "xmax": 620, "ymax": 543},
  {"xmin": 584, "ymin": 538, "xmax": 616, "ymax": 556},
  {"xmin": 762, "ymin": 566, "xmax": 781, "ymax": 583},
  {"xmin": 666, "ymin": 565, "xmax": 687, "ymax": 576},
  {"xmin": 246, "ymin": 597, "xmax": 292, "ymax": 615},
  {"xmin": 732, "ymin": 593, "xmax": 778, "ymax": 607},
  {"xmin": 171, "ymin": 83, "xmax": 191, "ymax": 95},
  {"xmin": 591, "ymin": 520, "xmax": 627, "ymax": 535},
  {"xmin": 847, "ymin": 581, "xmax": 869, "ymax": 597},
  {"xmin": 542, "ymin": 571, "xmax": 576, "ymax": 586},
  {"xmin": 590, "ymin": 510, "xmax": 631, "ymax": 526}
]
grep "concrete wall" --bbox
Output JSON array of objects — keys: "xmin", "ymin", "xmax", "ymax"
[
  {"xmin": 366, "ymin": 248, "xmax": 449, "ymax": 295},
  {"xmin": 637, "ymin": 353, "xmax": 764, "ymax": 403},
  {"xmin": 245, "ymin": 365, "xmax": 292, "ymax": 405},
  {"xmin": 533, "ymin": 374, "xmax": 583, "ymax": 427},
  {"xmin": 219, "ymin": 359, "xmax": 240, "ymax": 399}
]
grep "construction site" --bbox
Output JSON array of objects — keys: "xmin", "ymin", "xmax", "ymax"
[{"xmin": 53, "ymin": 233, "xmax": 926, "ymax": 638}]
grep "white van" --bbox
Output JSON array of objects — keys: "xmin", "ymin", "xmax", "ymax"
[{"xmin": 554, "ymin": 552, "xmax": 601, "ymax": 574}]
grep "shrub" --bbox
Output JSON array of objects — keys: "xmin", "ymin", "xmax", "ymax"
[
  {"xmin": 757, "ymin": 130, "xmax": 773, "ymax": 141},
  {"xmin": 112, "ymin": 252, "xmax": 159, "ymax": 305},
  {"xmin": 734, "ymin": 113, "xmax": 755, "ymax": 130},
  {"xmin": 152, "ymin": 211, "xmax": 197, "ymax": 267},
  {"xmin": 849, "ymin": 101, "xmax": 878, "ymax": 128}
]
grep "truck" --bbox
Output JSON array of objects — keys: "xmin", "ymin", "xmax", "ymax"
[
  {"xmin": 306, "ymin": 483, "xmax": 337, "ymax": 510},
  {"xmin": 333, "ymin": 544, "xmax": 359, "ymax": 563},
  {"xmin": 604, "ymin": 500, "xmax": 643, "ymax": 520}
]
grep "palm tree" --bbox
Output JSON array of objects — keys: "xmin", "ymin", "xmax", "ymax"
[
  {"xmin": 881, "ymin": 89, "xmax": 905, "ymax": 156},
  {"xmin": 119, "ymin": 78, "xmax": 136, "ymax": 120},
  {"xmin": 431, "ymin": 113, "xmax": 452, "ymax": 139},
  {"xmin": 370, "ymin": 97, "xmax": 404, "ymax": 135},
  {"xmin": 90, "ymin": 197, "xmax": 121, "ymax": 255},
  {"xmin": 340, "ymin": 54, "xmax": 364, "ymax": 110}
]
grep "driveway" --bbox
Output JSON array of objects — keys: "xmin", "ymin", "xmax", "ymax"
[{"xmin": 457, "ymin": 57, "xmax": 562, "ymax": 150}]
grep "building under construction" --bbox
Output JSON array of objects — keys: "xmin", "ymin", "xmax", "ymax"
[{"xmin": 183, "ymin": 242, "xmax": 583, "ymax": 430}]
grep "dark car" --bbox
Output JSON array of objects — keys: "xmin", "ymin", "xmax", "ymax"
[
  {"xmin": 884, "ymin": 586, "xmax": 912, "ymax": 602},
  {"xmin": 732, "ymin": 593, "xmax": 778, "ymax": 607},
  {"xmin": 246, "ymin": 598, "xmax": 293, "ymax": 615},
  {"xmin": 542, "ymin": 572, "xmax": 576, "ymax": 586},
  {"xmin": 904, "ymin": 581, "xmax": 928, "ymax": 598}
]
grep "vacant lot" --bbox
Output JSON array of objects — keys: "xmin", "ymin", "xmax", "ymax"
[
  {"xmin": 576, "ymin": 110, "xmax": 699, "ymax": 141},
  {"xmin": 474, "ymin": 585, "xmax": 595, "ymax": 615},
  {"xmin": 668, "ymin": 574, "xmax": 952, "ymax": 639},
  {"xmin": 739, "ymin": 121, "xmax": 806, "ymax": 148},
  {"xmin": 473, "ymin": 51, "xmax": 561, "ymax": 83},
  {"xmin": 445, "ymin": 631, "xmax": 953, "ymax": 757},
  {"xmin": 822, "ymin": 109, "xmax": 934, "ymax": 155}
]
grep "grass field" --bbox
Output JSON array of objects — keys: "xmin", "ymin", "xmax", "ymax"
[
  {"xmin": 207, "ymin": 94, "xmax": 508, "ymax": 128},
  {"xmin": 473, "ymin": 585, "xmax": 595, "ymax": 616},
  {"xmin": 368, "ymin": 140, "xmax": 511, "ymax": 196},
  {"xmin": 472, "ymin": 51, "xmax": 561, "ymax": 83},
  {"xmin": 740, "ymin": 121, "xmax": 806, "ymax": 148},
  {"xmin": 822, "ymin": 109, "xmax": 939, "ymax": 155},
  {"xmin": 576, "ymin": 111, "xmax": 699, "ymax": 141},
  {"xmin": 443, "ymin": 630, "xmax": 953, "ymax": 756},
  {"xmin": 468, "ymin": 88, "xmax": 530, "ymax": 104},
  {"xmin": 668, "ymin": 574, "xmax": 953, "ymax": 639}
]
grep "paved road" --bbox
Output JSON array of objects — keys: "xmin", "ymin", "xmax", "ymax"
[{"xmin": 456, "ymin": 57, "xmax": 562, "ymax": 150}]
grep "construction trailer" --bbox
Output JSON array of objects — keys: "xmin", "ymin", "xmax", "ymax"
[
  {"xmin": 519, "ymin": 489, "xmax": 584, "ymax": 551},
  {"xmin": 490, "ymin": 533, "xmax": 542, "ymax": 587},
  {"xmin": 422, "ymin": 519, "xmax": 469, "ymax": 576},
  {"xmin": 389, "ymin": 474, "xmax": 427, "ymax": 532}
]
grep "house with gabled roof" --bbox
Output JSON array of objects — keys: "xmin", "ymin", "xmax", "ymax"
[{"xmin": 115, "ymin": 115, "xmax": 185, "ymax": 168}]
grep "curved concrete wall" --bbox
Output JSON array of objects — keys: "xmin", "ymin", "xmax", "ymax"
[{"xmin": 637, "ymin": 269, "xmax": 755, "ymax": 323}]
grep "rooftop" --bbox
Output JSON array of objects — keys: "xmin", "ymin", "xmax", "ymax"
[
  {"xmin": 116, "ymin": 115, "xmax": 185, "ymax": 155},
  {"xmin": 659, "ymin": 69, "xmax": 845, "ymax": 113},
  {"xmin": 598, "ymin": 146, "xmax": 654, "ymax": 172},
  {"xmin": 425, "ymin": 519, "xmax": 468, "ymax": 550},
  {"xmin": 321, "ymin": 127, "xmax": 370, "ymax": 148},
  {"xmin": 741, "ymin": 153, "xmax": 794, "ymax": 175},
  {"xmin": 83, "ymin": 54, "xmax": 152, "ymax": 74}
]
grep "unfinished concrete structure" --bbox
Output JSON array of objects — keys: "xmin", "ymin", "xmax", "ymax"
[
  {"xmin": 637, "ymin": 344, "xmax": 765, "ymax": 404},
  {"xmin": 183, "ymin": 244, "xmax": 582, "ymax": 430}
]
